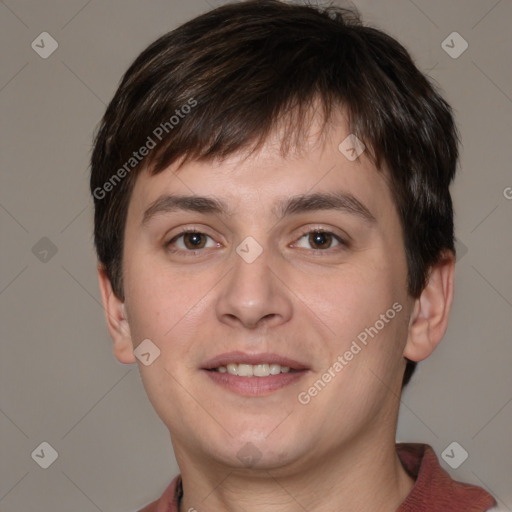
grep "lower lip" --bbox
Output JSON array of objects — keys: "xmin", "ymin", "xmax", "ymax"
[{"xmin": 202, "ymin": 369, "xmax": 308, "ymax": 396}]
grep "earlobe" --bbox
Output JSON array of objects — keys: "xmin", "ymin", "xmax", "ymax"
[
  {"xmin": 403, "ymin": 250, "xmax": 455, "ymax": 362},
  {"xmin": 97, "ymin": 264, "xmax": 136, "ymax": 364}
]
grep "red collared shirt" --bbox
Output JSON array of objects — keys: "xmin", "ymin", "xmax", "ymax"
[{"xmin": 138, "ymin": 443, "xmax": 497, "ymax": 512}]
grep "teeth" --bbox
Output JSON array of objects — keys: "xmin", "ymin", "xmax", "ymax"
[
  {"xmin": 238, "ymin": 364, "xmax": 253, "ymax": 377},
  {"xmin": 226, "ymin": 363, "xmax": 238, "ymax": 375},
  {"xmin": 269, "ymin": 363, "xmax": 281, "ymax": 375},
  {"xmin": 254, "ymin": 364, "xmax": 270, "ymax": 377},
  {"xmin": 217, "ymin": 363, "xmax": 292, "ymax": 377}
]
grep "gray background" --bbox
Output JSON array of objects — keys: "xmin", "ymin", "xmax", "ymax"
[{"xmin": 1, "ymin": 0, "xmax": 511, "ymax": 510}]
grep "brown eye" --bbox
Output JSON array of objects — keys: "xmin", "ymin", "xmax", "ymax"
[
  {"xmin": 182, "ymin": 232, "xmax": 207, "ymax": 249},
  {"xmin": 308, "ymin": 231, "xmax": 334, "ymax": 250},
  {"xmin": 166, "ymin": 230, "xmax": 216, "ymax": 254},
  {"xmin": 295, "ymin": 230, "xmax": 346, "ymax": 251}
]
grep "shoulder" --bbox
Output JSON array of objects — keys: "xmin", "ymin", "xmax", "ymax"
[
  {"xmin": 396, "ymin": 443, "xmax": 497, "ymax": 512},
  {"xmin": 135, "ymin": 475, "xmax": 182, "ymax": 512},
  {"xmin": 137, "ymin": 499, "xmax": 159, "ymax": 512}
]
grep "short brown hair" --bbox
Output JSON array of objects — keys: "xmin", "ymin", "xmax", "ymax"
[{"xmin": 90, "ymin": 0, "xmax": 459, "ymax": 386}]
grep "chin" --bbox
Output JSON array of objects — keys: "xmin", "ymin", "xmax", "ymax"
[{"xmin": 204, "ymin": 431, "xmax": 304, "ymax": 470}]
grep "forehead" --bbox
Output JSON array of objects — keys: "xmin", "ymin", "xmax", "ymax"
[{"xmin": 126, "ymin": 115, "xmax": 395, "ymax": 227}]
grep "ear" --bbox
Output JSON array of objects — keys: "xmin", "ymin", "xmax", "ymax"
[
  {"xmin": 403, "ymin": 250, "xmax": 455, "ymax": 362},
  {"xmin": 97, "ymin": 264, "xmax": 136, "ymax": 364}
]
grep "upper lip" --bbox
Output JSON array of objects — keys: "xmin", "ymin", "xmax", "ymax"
[{"xmin": 202, "ymin": 351, "xmax": 309, "ymax": 371}]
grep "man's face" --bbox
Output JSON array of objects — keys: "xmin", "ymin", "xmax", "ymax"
[{"xmin": 120, "ymin": 116, "xmax": 414, "ymax": 473}]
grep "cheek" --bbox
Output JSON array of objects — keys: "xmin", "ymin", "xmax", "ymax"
[
  {"xmin": 123, "ymin": 255, "xmax": 176, "ymax": 342},
  {"xmin": 316, "ymin": 260, "xmax": 407, "ymax": 388},
  {"xmin": 123, "ymin": 253, "xmax": 219, "ymax": 370},
  {"xmin": 319, "ymin": 260, "xmax": 398, "ymax": 333}
]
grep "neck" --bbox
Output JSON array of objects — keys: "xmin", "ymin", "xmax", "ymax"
[{"xmin": 175, "ymin": 434, "xmax": 415, "ymax": 512}]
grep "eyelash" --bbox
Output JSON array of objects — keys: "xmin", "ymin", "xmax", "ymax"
[{"xmin": 165, "ymin": 228, "xmax": 348, "ymax": 256}]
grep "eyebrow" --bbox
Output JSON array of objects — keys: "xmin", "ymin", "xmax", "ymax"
[{"xmin": 142, "ymin": 191, "xmax": 377, "ymax": 226}]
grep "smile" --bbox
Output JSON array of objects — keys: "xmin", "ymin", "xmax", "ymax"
[{"xmin": 213, "ymin": 363, "xmax": 294, "ymax": 377}]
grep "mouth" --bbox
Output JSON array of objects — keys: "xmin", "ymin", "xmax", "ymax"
[
  {"xmin": 201, "ymin": 352, "xmax": 309, "ymax": 396},
  {"xmin": 208, "ymin": 363, "xmax": 299, "ymax": 377}
]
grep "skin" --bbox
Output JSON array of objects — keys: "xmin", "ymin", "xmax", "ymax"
[{"xmin": 98, "ymin": 112, "xmax": 455, "ymax": 512}]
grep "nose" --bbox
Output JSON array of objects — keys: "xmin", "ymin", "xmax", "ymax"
[{"xmin": 215, "ymin": 242, "xmax": 293, "ymax": 330}]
